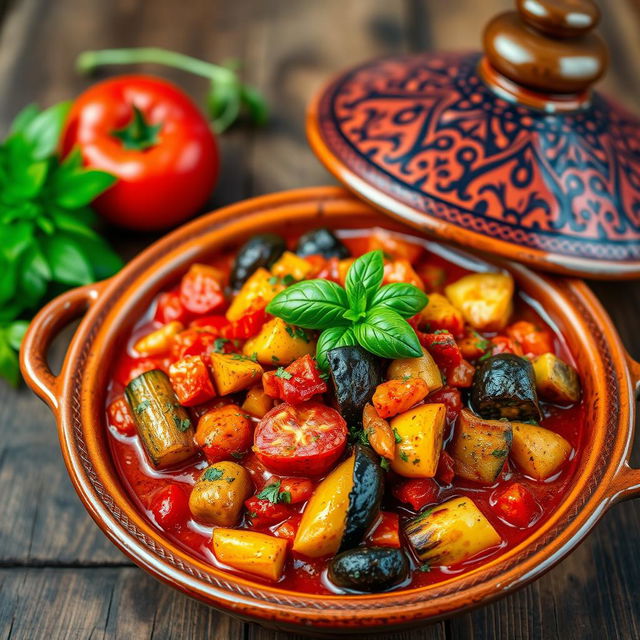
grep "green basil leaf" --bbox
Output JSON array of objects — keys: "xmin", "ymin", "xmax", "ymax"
[
  {"xmin": 23, "ymin": 101, "xmax": 72, "ymax": 160},
  {"xmin": 370, "ymin": 283, "xmax": 428, "ymax": 318},
  {"xmin": 240, "ymin": 85, "xmax": 269, "ymax": 126},
  {"xmin": 50, "ymin": 209, "xmax": 100, "ymax": 238},
  {"xmin": 266, "ymin": 279, "xmax": 350, "ymax": 330},
  {"xmin": 316, "ymin": 326, "xmax": 356, "ymax": 370},
  {"xmin": 76, "ymin": 235, "xmax": 123, "ymax": 280},
  {"xmin": 0, "ymin": 254, "xmax": 18, "ymax": 305},
  {"xmin": 0, "ymin": 330, "xmax": 20, "ymax": 387},
  {"xmin": 345, "ymin": 250, "xmax": 384, "ymax": 307},
  {"xmin": 55, "ymin": 169, "xmax": 116, "ymax": 208},
  {"xmin": 9, "ymin": 104, "xmax": 40, "ymax": 135},
  {"xmin": 42, "ymin": 234, "xmax": 94, "ymax": 286},
  {"xmin": 6, "ymin": 320, "xmax": 29, "ymax": 351},
  {"xmin": 2, "ymin": 221, "xmax": 35, "ymax": 261},
  {"xmin": 354, "ymin": 308, "xmax": 422, "ymax": 359},
  {"xmin": 19, "ymin": 244, "xmax": 51, "ymax": 304}
]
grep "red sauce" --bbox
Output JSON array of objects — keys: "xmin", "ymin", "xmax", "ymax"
[{"xmin": 105, "ymin": 229, "xmax": 585, "ymax": 594}]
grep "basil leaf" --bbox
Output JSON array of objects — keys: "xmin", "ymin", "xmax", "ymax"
[
  {"xmin": 76, "ymin": 235, "xmax": 123, "ymax": 280},
  {"xmin": 345, "ymin": 250, "xmax": 384, "ymax": 307},
  {"xmin": 266, "ymin": 279, "xmax": 349, "ymax": 329},
  {"xmin": 370, "ymin": 283, "xmax": 428, "ymax": 318},
  {"xmin": 6, "ymin": 320, "xmax": 29, "ymax": 351},
  {"xmin": 42, "ymin": 234, "xmax": 94, "ymax": 286},
  {"xmin": 55, "ymin": 170, "xmax": 116, "ymax": 208},
  {"xmin": 51, "ymin": 209, "xmax": 100, "ymax": 238},
  {"xmin": 354, "ymin": 308, "xmax": 422, "ymax": 359},
  {"xmin": 9, "ymin": 104, "xmax": 40, "ymax": 135},
  {"xmin": 316, "ymin": 326, "xmax": 356, "ymax": 370},
  {"xmin": 0, "ymin": 329, "xmax": 20, "ymax": 387},
  {"xmin": 0, "ymin": 255, "xmax": 18, "ymax": 305},
  {"xmin": 22, "ymin": 102, "xmax": 71, "ymax": 160},
  {"xmin": 3, "ymin": 221, "xmax": 35, "ymax": 261},
  {"xmin": 19, "ymin": 245, "xmax": 51, "ymax": 304}
]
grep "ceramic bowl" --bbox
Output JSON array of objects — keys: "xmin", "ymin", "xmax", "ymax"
[{"xmin": 20, "ymin": 186, "xmax": 640, "ymax": 635}]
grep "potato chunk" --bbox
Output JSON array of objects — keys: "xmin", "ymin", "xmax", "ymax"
[
  {"xmin": 242, "ymin": 386, "xmax": 274, "ymax": 418},
  {"xmin": 451, "ymin": 409, "xmax": 512, "ymax": 484},
  {"xmin": 243, "ymin": 317, "xmax": 315, "ymax": 366},
  {"xmin": 532, "ymin": 353, "xmax": 580, "ymax": 404},
  {"xmin": 390, "ymin": 404, "xmax": 447, "ymax": 478},
  {"xmin": 445, "ymin": 273, "xmax": 513, "ymax": 331},
  {"xmin": 387, "ymin": 347, "xmax": 443, "ymax": 392},
  {"xmin": 209, "ymin": 353, "xmax": 263, "ymax": 395},
  {"xmin": 134, "ymin": 321, "xmax": 183, "ymax": 356},
  {"xmin": 226, "ymin": 267, "xmax": 284, "ymax": 321},
  {"xmin": 511, "ymin": 422, "xmax": 572, "ymax": 480},
  {"xmin": 270, "ymin": 251, "xmax": 314, "ymax": 281}
]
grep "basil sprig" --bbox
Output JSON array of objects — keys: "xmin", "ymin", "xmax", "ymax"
[
  {"xmin": 266, "ymin": 250, "xmax": 428, "ymax": 368},
  {"xmin": 0, "ymin": 102, "xmax": 122, "ymax": 386}
]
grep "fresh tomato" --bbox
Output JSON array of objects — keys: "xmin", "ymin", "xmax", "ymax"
[
  {"xmin": 446, "ymin": 359, "xmax": 475, "ymax": 388},
  {"xmin": 372, "ymin": 378, "xmax": 429, "ymax": 418},
  {"xmin": 392, "ymin": 477, "xmax": 439, "ymax": 511},
  {"xmin": 107, "ymin": 396, "xmax": 136, "ymax": 436},
  {"xmin": 418, "ymin": 330, "xmax": 463, "ymax": 372},
  {"xmin": 436, "ymin": 450, "xmax": 456, "ymax": 484},
  {"xmin": 367, "ymin": 512, "xmax": 401, "ymax": 548},
  {"xmin": 244, "ymin": 495, "xmax": 292, "ymax": 528},
  {"xmin": 272, "ymin": 515, "xmax": 302, "ymax": 543},
  {"xmin": 190, "ymin": 315, "xmax": 229, "ymax": 332},
  {"xmin": 62, "ymin": 75, "xmax": 218, "ymax": 231},
  {"xmin": 253, "ymin": 402, "xmax": 347, "ymax": 476},
  {"xmin": 114, "ymin": 355, "xmax": 169, "ymax": 387},
  {"xmin": 150, "ymin": 485, "xmax": 190, "ymax": 529},
  {"xmin": 505, "ymin": 321, "xmax": 554, "ymax": 357},
  {"xmin": 194, "ymin": 405, "xmax": 253, "ymax": 462},
  {"xmin": 154, "ymin": 289, "xmax": 191, "ymax": 325},
  {"xmin": 168, "ymin": 355, "xmax": 216, "ymax": 406},
  {"xmin": 492, "ymin": 482, "xmax": 540, "ymax": 528},
  {"xmin": 262, "ymin": 355, "xmax": 327, "ymax": 405},
  {"xmin": 242, "ymin": 452, "xmax": 272, "ymax": 491},
  {"xmin": 428, "ymin": 387, "xmax": 462, "ymax": 424},
  {"xmin": 314, "ymin": 257, "xmax": 341, "ymax": 283},
  {"xmin": 277, "ymin": 477, "xmax": 314, "ymax": 504},
  {"xmin": 180, "ymin": 264, "xmax": 225, "ymax": 315},
  {"xmin": 457, "ymin": 329, "xmax": 491, "ymax": 361},
  {"xmin": 220, "ymin": 308, "xmax": 266, "ymax": 340},
  {"xmin": 488, "ymin": 336, "xmax": 524, "ymax": 358}
]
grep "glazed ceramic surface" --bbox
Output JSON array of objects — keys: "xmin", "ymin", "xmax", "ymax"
[{"xmin": 20, "ymin": 188, "xmax": 640, "ymax": 634}]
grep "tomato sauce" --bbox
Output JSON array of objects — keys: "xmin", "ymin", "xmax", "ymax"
[{"xmin": 105, "ymin": 229, "xmax": 585, "ymax": 594}]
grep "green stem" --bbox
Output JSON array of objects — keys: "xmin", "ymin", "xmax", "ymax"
[{"xmin": 76, "ymin": 47, "xmax": 235, "ymax": 82}]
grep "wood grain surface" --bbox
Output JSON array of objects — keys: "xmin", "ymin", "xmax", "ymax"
[{"xmin": 1, "ymin": 1, "xmax": 639, "ymax": 638}]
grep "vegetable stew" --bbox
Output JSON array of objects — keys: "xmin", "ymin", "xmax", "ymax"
[{"xmin": 106, "ymin": 227, "xmax": 584, "ymax": 594}]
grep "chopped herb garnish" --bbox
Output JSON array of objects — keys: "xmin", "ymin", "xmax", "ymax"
[
  {"xmin": 413, "ymin": 458, "xmax": 421, "ymax": 465},
  {"xmin": 417, "ymin": 563, "xmax": 431, "ymax": 573},
  {"xmin": 399, "ymin": 451, "xmax": 409, "ymax": 462},
  {"xmin": 213, "ymin": 337, "xmax": 230, "ymax": 353},
  {"xmin": 402, "ymin": 374, "xmax": 412, "ymax": 382},
  {"xmin": 275, "ymin": 367, "xmax": 293, "ymax": 380},
  {"xmin": 285, "ymin": 325, "xmax": 295, "ymax": 338},
  {"xmin": 225, "ymin": 477, "xmax": 236, "ymax": 483},
  {"xmin": 271, "ymin": 355, "xmax": 280, "ymax": 363},
  {"xmin": 491, "ymin": 449, "xmax": 508, "ymax": 457},
  {"xmin": 393, "ymin": 428, "xmax": 402, "ymax": 444},
  {"xmin": 380, "ymin": 458, "xmax": 391, "ymax": 471},
  {"xmin": 203, "ymin": 467, "xmax": 223, "ymax": 481},
  {"xmin": 268, "ymin": 275, "xmax": 279, "ymax": 285},
  {"xmin": 282, "ymin": 274, "xmax": 296, "ymax": 287},
  {"xmin": 173, "ymin": 416, "xmax": 191, "ymax": 432},
  {"xmin": 256, "ymin": 480, "xmax": 290, "ymax": 504},
  {"xmin": 231, "ymin": 451, "xmax": 245, "ymax": 459},
  {"xmin": 135, "ymin": 399, "xmax": 150, "ymax": 414},
  {"xmin": 279, "ymin": 491, "xmax": 292, "ymax": 504}
]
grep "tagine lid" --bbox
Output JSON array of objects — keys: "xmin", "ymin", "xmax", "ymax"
[{"xmin": 307, "ymin": 0, "xmax": 640, "ymax": 279}]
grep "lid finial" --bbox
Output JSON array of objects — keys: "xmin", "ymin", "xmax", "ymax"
[{"xmin": 482, "ymin": 0, "xmax": 607, "ymax": 99}]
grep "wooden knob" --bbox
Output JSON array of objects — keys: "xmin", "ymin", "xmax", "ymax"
[{"xmin": 483, "ymin": 0, "xmax": 607, "ymax": 95}]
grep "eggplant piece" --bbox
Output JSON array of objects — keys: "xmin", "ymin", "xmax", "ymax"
[
  {"xmin": 230, "ymin": 233, "xmax": 286, "ymax": 290},
  {"xmin": 327, "ymin": 346, "xmax": 384, "ymax": 426},
  {"xmin": 471, "ymin": 354, "xmax": 541, "ymax": 421},
  {"xmin": 328, "ymin": 547, "xmax": 409, "ymax": 592},
  {"xmin": 295, "ymin": 228, "xmax": 350, "ymax": 259},
  {"xmin": 341, "ymin": 445, "xmax": 384, "ymax": 551}
]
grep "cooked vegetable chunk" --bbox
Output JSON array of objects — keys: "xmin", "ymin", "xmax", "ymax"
[
  {"xmin": 363, "ymin": 403, "xmax": 395, "ymax": 460},
  {"xmin": 372, "ymin": 378, "xmax": 429, "ymax": 419},
  {"xmin": 405, "ymin": 497, "xmax": 501, "ymax": 565},
  {"xmin": 418, "ymin": 292, "xmax": 465, "ymax": 337},
  {"xmin": 168, "ymin": 355, "xmax": 216, "ymax": 406},
  {"xmin": 230, "ymin": 233, "xmax": 286, "ymax": 290},
  {"xmin": 212, "ymin": 528, "xmax": 288, "ymax": 581},
  {"xmin": 532, "ymin": 353, "xmax": 580, "ymax": 404},
  {"xmin": 327, "ymin": 346, "xmax": 384, "ymax": 426},
  {"xmin": 445, "ymin": 273, "xmax": 513, "ymax": 331},
  {"xmin": 242, "ymin": 386, "xmax": 274, "ymax": 418},
  {"xmin": 390, "ymin": 404, "xmax": 447, "ymax": 478},
  {"xmin": 511, "ymin": 422, "xmax": 572, "ymax": 480},
  {"xmin": 451, "ymin": 409, "xmax": 512, "ymax": 483},
  {"xmin": 209, "ymin": 352, "xmax": 264, "ymax": 395},
  {"xmin": 194, "ymin": 404, "xmax": 252, "ymax": 462},
  {"xmin": 134, "ymin": 321, "xmax": 183, "ymax": 356},
  {"xmin": 125, "ymin": 370, "xmax": 197, "ymax": 468},
  {"xmin": 328, "ymin": 547, "xmax": 409, "ymax": 592},
  {"xmin": 270, "ymin": 250, "xmax": 314, "ymax": 281},
  {"xmin": 243, "ymin": 317, "xmax": 315, "ymax": 366},
  {"xmin": 226, "ymin": 267, "xmax": 285, "ymax": 322},
  {"xmin": 189, "ymin": 462, "xmax": 253, "ymax": 526},
  {"xmin": 471, "ymin": 354, "xmax": 541, "ymax": 421},
  {"xmin": 387, "ymin": 347, "xmax": 443, "ymax": 393},
  {"xmin": 296, "ymin": 228, "xmax": 350, "ymax": 259}
]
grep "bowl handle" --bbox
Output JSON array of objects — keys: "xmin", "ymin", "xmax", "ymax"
[{"xmin": 20, "ymin": 281, "xmax": 107, "ymax": 413}]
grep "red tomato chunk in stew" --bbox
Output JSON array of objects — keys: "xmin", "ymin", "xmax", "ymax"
[{"xmin": 106, "ymin": 228, "xmax": 584, "ymax": 594}]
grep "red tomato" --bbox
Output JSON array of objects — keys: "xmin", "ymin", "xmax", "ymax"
[
  {"xmin": 220, "ymin": 308, "xmax": 266, "ymax": 340},
  {"xmin": 180, "ymin": 264, "xmax": 225, "ymax": 315},
  {"xmin": 505, "ymin": 321, "xmax": 554, "ymax": 357},
  {"xmin": 315, "ymin": 257, "xmax": 341, "ymax": 283},
  {"xmin": 367, "ymin": 512, "xmax": 401, "ymax": 548},
  {"xmin": 253, "ymin": 402, "xmax": 347, "ymax": 476},
  {"xmin": 150, "ymin": 485, "xmax": 190, "ymax": 529},
  {"xmin": 273, "ymin": 515, "xmax": 302, "ymax": 543},
  {"xmin": 489, "ymin": 336, "xmax": 524, "ymax": 358},
  {"xmin": 428, "ymin": 387, "xmax": 462, "ymax": 424},
  {"xmin": 242, "ymin": 452, "xmax": 272, "ymax": 491},
  {"xmin": 244, "ymin": 496, "xmax": 292, "ymax": 528},
  {"xmin": 168, "ymin": 355, "xmax": 216, "ymax": 406},
  {"xmin": 277, "ymin": 477, "xmax": 314, "ymax": 504},
  {"xmin": 436, "ymin": 450, "xmax": 456, "ymax": 484},
  {"xmin": 114, "ymin": 355, "xmax": 168, "ymax": 387},
  {"xmin": 457, "ymin": 329, "xmax": 490, "ymax": 361},
  {"xmin": 262, "ymin": 355, "xmax": 327, "ymax": 405},
  {"xmin": 190, "ymin": 315, "xmax": 229, "ymax": 332},
  {"xmin": 392, "ymin": 477, "xmax": 439, "ymax": 511},
  {"xmin": 62, "ymin": 75, "xmax": 218, "ymax": 231},
  {"xmin": 492, "ymin": 482, "xmax": 540, "ymax": 528},
  {"xmin": 107, "ymin": 396, "xmax": 136, "ymax": 436},
  {"xmin": 416, "ymin": 329, "xmax": 462, "ymax": 372},
  {"xmin": 154, "ymin": 289, "xmax": 191, "ymax": 325},
  {"xmin": 446, "ymin": 359, "xmax": 475, "ymax": 388},
  {"xmin": 195, "ymin": 405, "xmax": 253, "ymax": 462}
]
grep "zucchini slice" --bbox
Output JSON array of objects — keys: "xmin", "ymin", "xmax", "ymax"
[{"xmin": 328, "ymin": 547, "xmax": 409, "ymax": 592}]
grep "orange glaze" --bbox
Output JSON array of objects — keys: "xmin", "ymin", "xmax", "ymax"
[{"xmin": 105, "ymin": 229, "xmax": 585, "ymax": 594}]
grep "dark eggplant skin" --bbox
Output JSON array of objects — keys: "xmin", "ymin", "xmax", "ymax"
[
  {"xmin": 471, "ymin": 354, "xmax": 541, "ymax": 421},
  {"xmin": 340, "ymin": 445, "xmax": 384, "ymax": 552},
  {"xmin": 230, "ymin": 233, "xmax": 286, "ymax": 290},
  {"xmin": 328, "ymin": 547, "xmax": 409, "ymax": 592},
  {"xmin": 295, "ymin": 228, "xmax": 350, "ymax": 259},
  {"xmin": 327, "ymin": 346, "xmax": 384, "ymax": 426}
]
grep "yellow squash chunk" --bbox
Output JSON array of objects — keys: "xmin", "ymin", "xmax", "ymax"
[
  {"xmin": 418, "ymin": 292, "xmax": 464, "ymax": 334},
  {"xmin": 134, "ymin": 321, "xmax": 183, "ymax": 356},
  {"xmin": 243, "ymin": 317, "xmax": 316, "ymax": 366},
  {"xmin": 511, "ymin": 422, "xmax": 572, "ymax": 480},
  {"xmin": 209, "ymin": 353, "xmax": 264, "ymax": 395},
  {"xmin": 270, "ymin": 251, "xmax": 313, "ymax": 281},
  {"xmin": 451, "ymin": 409, "xmax": 512, "ymax": 484},
  {"xmin": 405, "ymin": 497, "xmax": 501, "ymax": 566},
  {"xmin": 189, "ymin": 462, "xmax": 253, "ymax": 526},
  {"xmin": 387, "ymin": 347, "xmax": 443, "ymax": 392},
  {"xmin": 212, "ymin": 528, "xmax": 288, "ymax": 581},
  {"xmin": 226, "ymin": 268, "xmax": 284, "ymax": 322},
  {"xmin": 242, "ymin": 386, "xmax": 275, "ymax": 418},
  {"xmin": 532, "ymin": 353, "xmax": 581, "ymax": 404},
  {"xmin": 390, "ymin": 404, "xmax": 447, "ymax": 478},
  {"xmin": 445, "ymin": 273, "xmax": 513, "ymax": 332},
  {"xmin": 293, "ymin": 455, "xmax": 355, "ymax": 558}
]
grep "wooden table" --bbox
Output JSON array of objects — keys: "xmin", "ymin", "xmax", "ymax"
[{"xmin": 1, "ymin": 1, "xmax": 640, "ymax": 638}]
